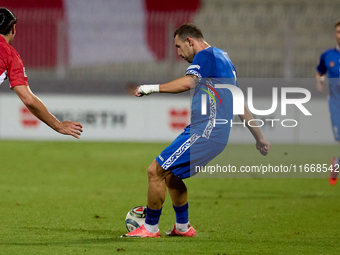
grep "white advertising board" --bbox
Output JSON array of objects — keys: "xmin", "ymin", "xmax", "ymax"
[
  {"xmin": 0, "ymin": 94, "xmax": 335, "ymax": 144},
  {"xmin": 0, "ymin": 94, "xmax": 190, "ymax": 141}
]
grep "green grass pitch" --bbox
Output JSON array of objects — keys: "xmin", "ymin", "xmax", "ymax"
[{"xmin": 0, "ymin": 141, "xmax": 339, "ymax": 254}]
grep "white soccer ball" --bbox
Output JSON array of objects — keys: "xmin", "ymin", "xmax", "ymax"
[{"xmin": 125, "ymin": 206, "xmax": 146, "ymax": 232}]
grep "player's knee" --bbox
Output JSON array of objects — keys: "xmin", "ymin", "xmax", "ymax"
[
  {"xmin": 147, "ymin": 160, "xmax": 160, "ymax": 181},
  {"xmin": 147, "ymin": 160, "xmax": 168, "ymax": 182},
  {"xmin": 147, "ymin": 164, "xmax": 156, "ymax": 180}
]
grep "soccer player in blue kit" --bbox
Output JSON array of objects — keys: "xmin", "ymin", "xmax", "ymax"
[
  {"xmin": 123, "ymin": 23, "xmax": 271, "ymax": 238},
  {"xmin": 316, "ymin": 20, "xmax": 340, "ymax": 186}
]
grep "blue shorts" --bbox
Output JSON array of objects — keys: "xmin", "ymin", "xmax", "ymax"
[
  {"xmin": 330, "ymin": 110, "xmax": 340, "ymax": 141},
  {"xmin": 155, "ymin": 129, "xmax": 226, "ymax": 179}
]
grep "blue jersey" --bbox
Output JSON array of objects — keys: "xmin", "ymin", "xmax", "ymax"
[
  {"xmin": 185, "ymin": 47, "xmax": 238, "ymax": 145},
  {"xmin": 317, "ymin": 47, "xmax": 340, "ymax": 111}
]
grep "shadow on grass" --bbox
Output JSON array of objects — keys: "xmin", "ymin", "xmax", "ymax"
[
  {"xmin": 0, "ymin": 236, "xmax": 182, "ymax": 247},
  {"xmin": 0, "ymin": 227, "xmax": 172, "ymax": 246},
  {"xmin": 0, "ymin": 238, "xmax": 117, "ymax": 246}
]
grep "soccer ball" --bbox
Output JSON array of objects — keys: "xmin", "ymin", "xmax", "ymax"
[{"xmin": 125, "ymin": 206, "xmax": 146, "ymax": 232}]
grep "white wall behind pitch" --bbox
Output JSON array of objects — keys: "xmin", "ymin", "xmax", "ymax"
[{"xmin": 0, "ymin": 94, "xmax": 335, "ymax": 144}]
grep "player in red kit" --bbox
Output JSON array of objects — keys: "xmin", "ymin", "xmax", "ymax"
[{"xmin": 0, "ymin": 7, "xmax": 82, "ymax": 138}]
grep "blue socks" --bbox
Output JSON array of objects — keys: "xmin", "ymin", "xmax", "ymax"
[
  {"xmin": 173, "ymin": 203, "xmax": 189, "ymax": 232},
  {"xmin": 144, "ymin": 204, "xmax": 190, "ymax": 233},
  {"xmin": 144, "ymin": 207, "xmax": 162, "ymax": 233},
  {"xmin": 173, "ymin": 203, "xmax": 189, "ymax": 224}
]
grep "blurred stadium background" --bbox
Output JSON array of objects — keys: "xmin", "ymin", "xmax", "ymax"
[
  {"xmin": 0, "ymin": 0, "xmax": 338, "ymax": 142},
  {"xmin": 2, "ymin": 0, "xmax": 340, "ymax": 91}
]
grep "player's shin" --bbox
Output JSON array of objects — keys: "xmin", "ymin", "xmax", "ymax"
[{"xmin": 145, "ymin": 171, "xmax": 167, "ymax": 233}]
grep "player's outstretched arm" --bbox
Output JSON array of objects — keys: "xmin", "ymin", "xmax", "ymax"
[
  {"xmin": 134, "ymin": 75, "xmax": 197, "ymax": 97},
  {"xmin": 315, "ymin": 73, "xmax": 325, "ymax": 93},
  {"xmin": 13, "ymin": 85, "xmax": 83, "ymax": 139},
  {"xmin": 238, "ymin": 105, "xmax": 271, "ymax": 156}
]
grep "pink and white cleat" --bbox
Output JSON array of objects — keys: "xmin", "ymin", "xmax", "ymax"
[
  {"xmin": 166, "ymin": 224, "xmax": 196, "ymax": 237},
  {"xmin": 121, "ymin": 225, "xmax": 160, "ymax": 238}
]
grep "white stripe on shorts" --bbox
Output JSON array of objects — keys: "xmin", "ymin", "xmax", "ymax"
[{"xmin": 161, "ymin": 133, "xmax": 201, "ymax": 170}]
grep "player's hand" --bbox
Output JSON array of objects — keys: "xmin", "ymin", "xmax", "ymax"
[
  {"xmin": 134, "ymin": 86, "xmax": 144, "ymax": 97},
  {"xmin": 57, "ymin": 120, "xmax": 83, "ymax": 139},
  {"xmin": 134, "ymin": 85, "xmax": 159, "ymax": 97},
  {"xmin": 256, "ymin": 138, "xmax": 271, "ymax": 156},
  {"xmin": 316, "ymin": 81, "xmax": 324, "ymax": 93}
]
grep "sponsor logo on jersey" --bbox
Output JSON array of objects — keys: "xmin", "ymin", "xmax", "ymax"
[
  {"xmin": 23, "ymin": 67, "xmax": 27, "ymax": 77},
  {"xmin": 330, "ymin": 61, "xmax": 335, "ymax": 67}
]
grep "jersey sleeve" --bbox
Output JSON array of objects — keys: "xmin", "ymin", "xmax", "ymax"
[
  {"xmin": 185, "ymin": 50, "xmax": 215, "ymax": 80},
  {"xmin": 7, "ymin": 51, "xmax": 28, "ymax": 88},
  {"xmin": 0, "ymin": 58, "xmax": 7, "ymax": 83},
  {"xmin": 316, "ymin": 51, "xmax": 327, "ymax": 75}
]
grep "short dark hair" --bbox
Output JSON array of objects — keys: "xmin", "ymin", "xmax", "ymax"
[
  {"xmin": 335, "ymin": 20, "xmax": 340, "ymax": 28},
  {"xmin": 174, "ymin": 23, "xmax": 204, "ymax": 41},
  {"xmin": 0, "ymin": 7, "xmax": 17, "ymax": 35}
]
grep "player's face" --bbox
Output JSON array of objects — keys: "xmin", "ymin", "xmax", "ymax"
[
  {"xmin": 335, "ymin": 25, "xmax": 340, "ymax": 45},
  {"xmin": 174, "ymin": 35, "xmax": 195, "ymax": 63}
]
